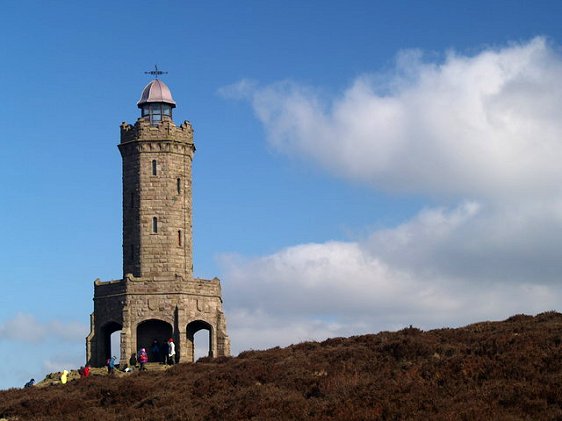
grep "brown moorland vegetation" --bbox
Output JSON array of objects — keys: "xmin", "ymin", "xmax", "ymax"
[{"xmin": 0, "ymin": 311, "xmax": 561, "ymax": 420}]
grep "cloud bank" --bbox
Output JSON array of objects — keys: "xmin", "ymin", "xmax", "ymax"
[
  {"xmin": 222, "ymin": 37, "xmax": 562, "ymax": 199},
  {"xmin": 222, "ymin": 203, "xmax": 562, "ymax": 352},
  {"xmin": 0, "ymin": 313, "xmax": 88, "ymax": 343},
  {"xmin": 220, "ymin": 37, "xmax": 562, "ymax": 353}
]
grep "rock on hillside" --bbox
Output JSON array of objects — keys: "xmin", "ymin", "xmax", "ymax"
[{"xmin": 0, "ymin": 311, "xmax": 560, "ymax": 420}]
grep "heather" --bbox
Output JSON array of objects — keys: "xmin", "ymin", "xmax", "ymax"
[{"xmin": 1, "ymin": 312, "xmax": 560, "ymax": 420}]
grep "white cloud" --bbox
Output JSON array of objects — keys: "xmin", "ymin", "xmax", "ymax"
[
  {"xmin": 0, "ymin": 313, "xmax": 88, "ymax": 344},
  {"xmin": 366, "ymin": 200, "xmax": 562, "ymax": 283},
  {"xmin": 227, "ymin": 308, "xmax": 368, "ymax": 353},
  {"xmin": 222, "ymin": 204, "xmax": 562, "ymax": 354},
  {"xmin": 223, "ymin": 37, "xmax": 562, "ymax": 200},
  {"xmin": 0, "ymin": 313, "xmax": 45, "ymax": 342}
]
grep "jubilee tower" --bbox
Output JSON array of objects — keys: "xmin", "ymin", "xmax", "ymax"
[{"xmin": 87, "ymin": 71, "xmax": 230, "ymax": 367}]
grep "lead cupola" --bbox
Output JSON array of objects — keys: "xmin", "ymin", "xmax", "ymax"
[{"xmin": 137, "ymin": 79, "xmax": 176, "ymax": 125}]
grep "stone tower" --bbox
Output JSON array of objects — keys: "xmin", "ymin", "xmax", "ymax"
[{"xmin": 86, "ymin": 77, "xmax": 230, "ymax": 367}]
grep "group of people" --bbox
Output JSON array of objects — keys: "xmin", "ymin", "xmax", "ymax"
[
  {"xmin": 150, "ymin": 337, "xmax": 176, "ymax": 365},
  {"xmin": 115, "ymin": 337, "xmax": 177, "ymax": 372},
  {"xmin": 24, "ymin": 365, "xmax": 91, "ymax": 388},
  {"xmin": 23, "ymin": 338, "xmax": 176, "ymax": 388}
]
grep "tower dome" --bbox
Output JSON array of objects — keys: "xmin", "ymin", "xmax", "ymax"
[
  {"xmin": 137, "ymin": 79, "xmax": 176, "ymax": 107},
  {"xmin": 137, "ymin": 79, "xmax": 176, "ymax": 124}
]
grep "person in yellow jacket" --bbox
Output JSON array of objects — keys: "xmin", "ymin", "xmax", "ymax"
[{"xmin": 60, "ymin": 370, "xmax": 68, "ymax": 385}]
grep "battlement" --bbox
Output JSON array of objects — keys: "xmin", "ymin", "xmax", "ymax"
[
  {"xmin": 120, "ymin": 118, "xmax": 194, "ymax": 144},
  {"xmin": 93, "ymin": 278, "xmax": 126, "ymax": 298},
  {"xmin": 93, "ymin": 276, "xmax": 222, "ymax": 300},
  {"xmin": 193, "ymin": 277, "xmax": 223, "ymax": 296},
  {"xmin": 118, "ymin": 274, "xmax": 223, "ymax": 298}
]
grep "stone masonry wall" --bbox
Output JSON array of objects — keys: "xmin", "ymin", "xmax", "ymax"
[{"xmin": 119, "ymin": 118, "xmax": 195, "ymax": 280}]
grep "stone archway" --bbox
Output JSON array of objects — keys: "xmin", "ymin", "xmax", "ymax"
[
  {"xmin": 136, "ymin": 319, "xmax": 173, "ymax": 363},
  {"xmin": 187, "ymin": 320, "xmax": 213, "ymax": 362},
  {"xmin": 101, "ymin": 321, "xmax": 122, "ymax": 363}
]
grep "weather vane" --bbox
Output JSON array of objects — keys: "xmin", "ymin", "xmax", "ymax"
[{"xmin": 144, "ymin": 65, "xmax": 168, "ymax": 79}]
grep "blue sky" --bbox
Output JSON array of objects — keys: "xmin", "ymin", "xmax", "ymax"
[{"xmin": 1, "ymin": 0, "xmax": 562, "ymax": 389}]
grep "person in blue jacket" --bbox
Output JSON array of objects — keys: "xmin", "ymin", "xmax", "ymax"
[{"xmin": 106, "ymin": 356, "xmax": 116, "ymax": 375}]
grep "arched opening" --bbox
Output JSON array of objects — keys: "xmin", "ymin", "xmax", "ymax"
[
  {"xmin": 137, "ymin": 319, "xmax": 173, "ymax": 363},
  {"xmin": 110, "ymin": 330, "xmax": 122, "ymax": 362},
  {"xmin": 100, "ymin": 321, "xmax": 122, "ymax": 364},
  {"xmin": 194, "ymin": 330, "xmax": 210, "ymax": 361},
  {"xmin": 187, "ymin": 320, "xmax": 213, "ymax": 362}
]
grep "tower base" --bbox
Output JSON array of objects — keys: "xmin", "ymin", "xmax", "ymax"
[{"xmin": 86, "ymin": 274, "xmax": 230, "ymax": 367}]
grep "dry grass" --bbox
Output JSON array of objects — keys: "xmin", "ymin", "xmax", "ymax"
[{"xmin": 1, "ymin": 311, "xmax": 561, "ymax": 420}]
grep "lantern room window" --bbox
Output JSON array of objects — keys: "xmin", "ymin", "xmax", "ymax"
[{"xmin": 141, "ymin": 102, "xmax": 173, "ymax": 125}]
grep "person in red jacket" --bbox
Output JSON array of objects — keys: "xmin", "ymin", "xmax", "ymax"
[{"xmin": 79, "ymin": 365, "xmax": 91, "ymax": 378}]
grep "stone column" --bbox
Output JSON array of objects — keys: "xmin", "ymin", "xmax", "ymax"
[{"xmin": 120, "ymin": 328, "xmax": 132, "ymax": 368}]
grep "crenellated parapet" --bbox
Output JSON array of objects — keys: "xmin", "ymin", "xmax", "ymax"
[
  {"xmin": 120, "ymin": 117, "xmax": 194, "ymax": 144},
  {"xmin": 120, "ymin": 274, "xmax": 223, "ymax": 299},
  {"xmin": 193, "ymin": 277, "xmax": 223, "ymax": 299},
  {"xmin": 93, "ymin": 278, "xmax": 126, "ymax": 299}
]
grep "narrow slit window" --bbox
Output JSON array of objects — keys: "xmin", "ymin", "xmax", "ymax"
[
  {"xmin": 152, "ymin": 217, "xmax": 158, "ymax": 233},
  {"xmin": 177, "ymin": 178, "xmax": 181, "ymax": 194},
  {"xmin": 178, "ymin": 230, "xmax": 182, "ymax": 246},
  {"xmin": 152, "ymin": 160, "xmax": 157, "ymax": 176}
]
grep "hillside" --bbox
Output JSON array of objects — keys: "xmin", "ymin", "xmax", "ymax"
[{"xmin": 0, "ymin": 312, "xmax": 561, "ymax": 420}]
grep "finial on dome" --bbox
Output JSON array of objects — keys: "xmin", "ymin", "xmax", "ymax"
[{"xmin": 144, "ymin": 64, "xmax": 167, "ymax": 80}]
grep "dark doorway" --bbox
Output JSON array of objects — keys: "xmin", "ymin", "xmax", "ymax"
[
  {"xmin": 136, "ymin": 319, "xmax": 173, "ymax": 363},
  {"xmin": 187, "ymin": 320, "xmax": 213, "ymax": 361}
]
